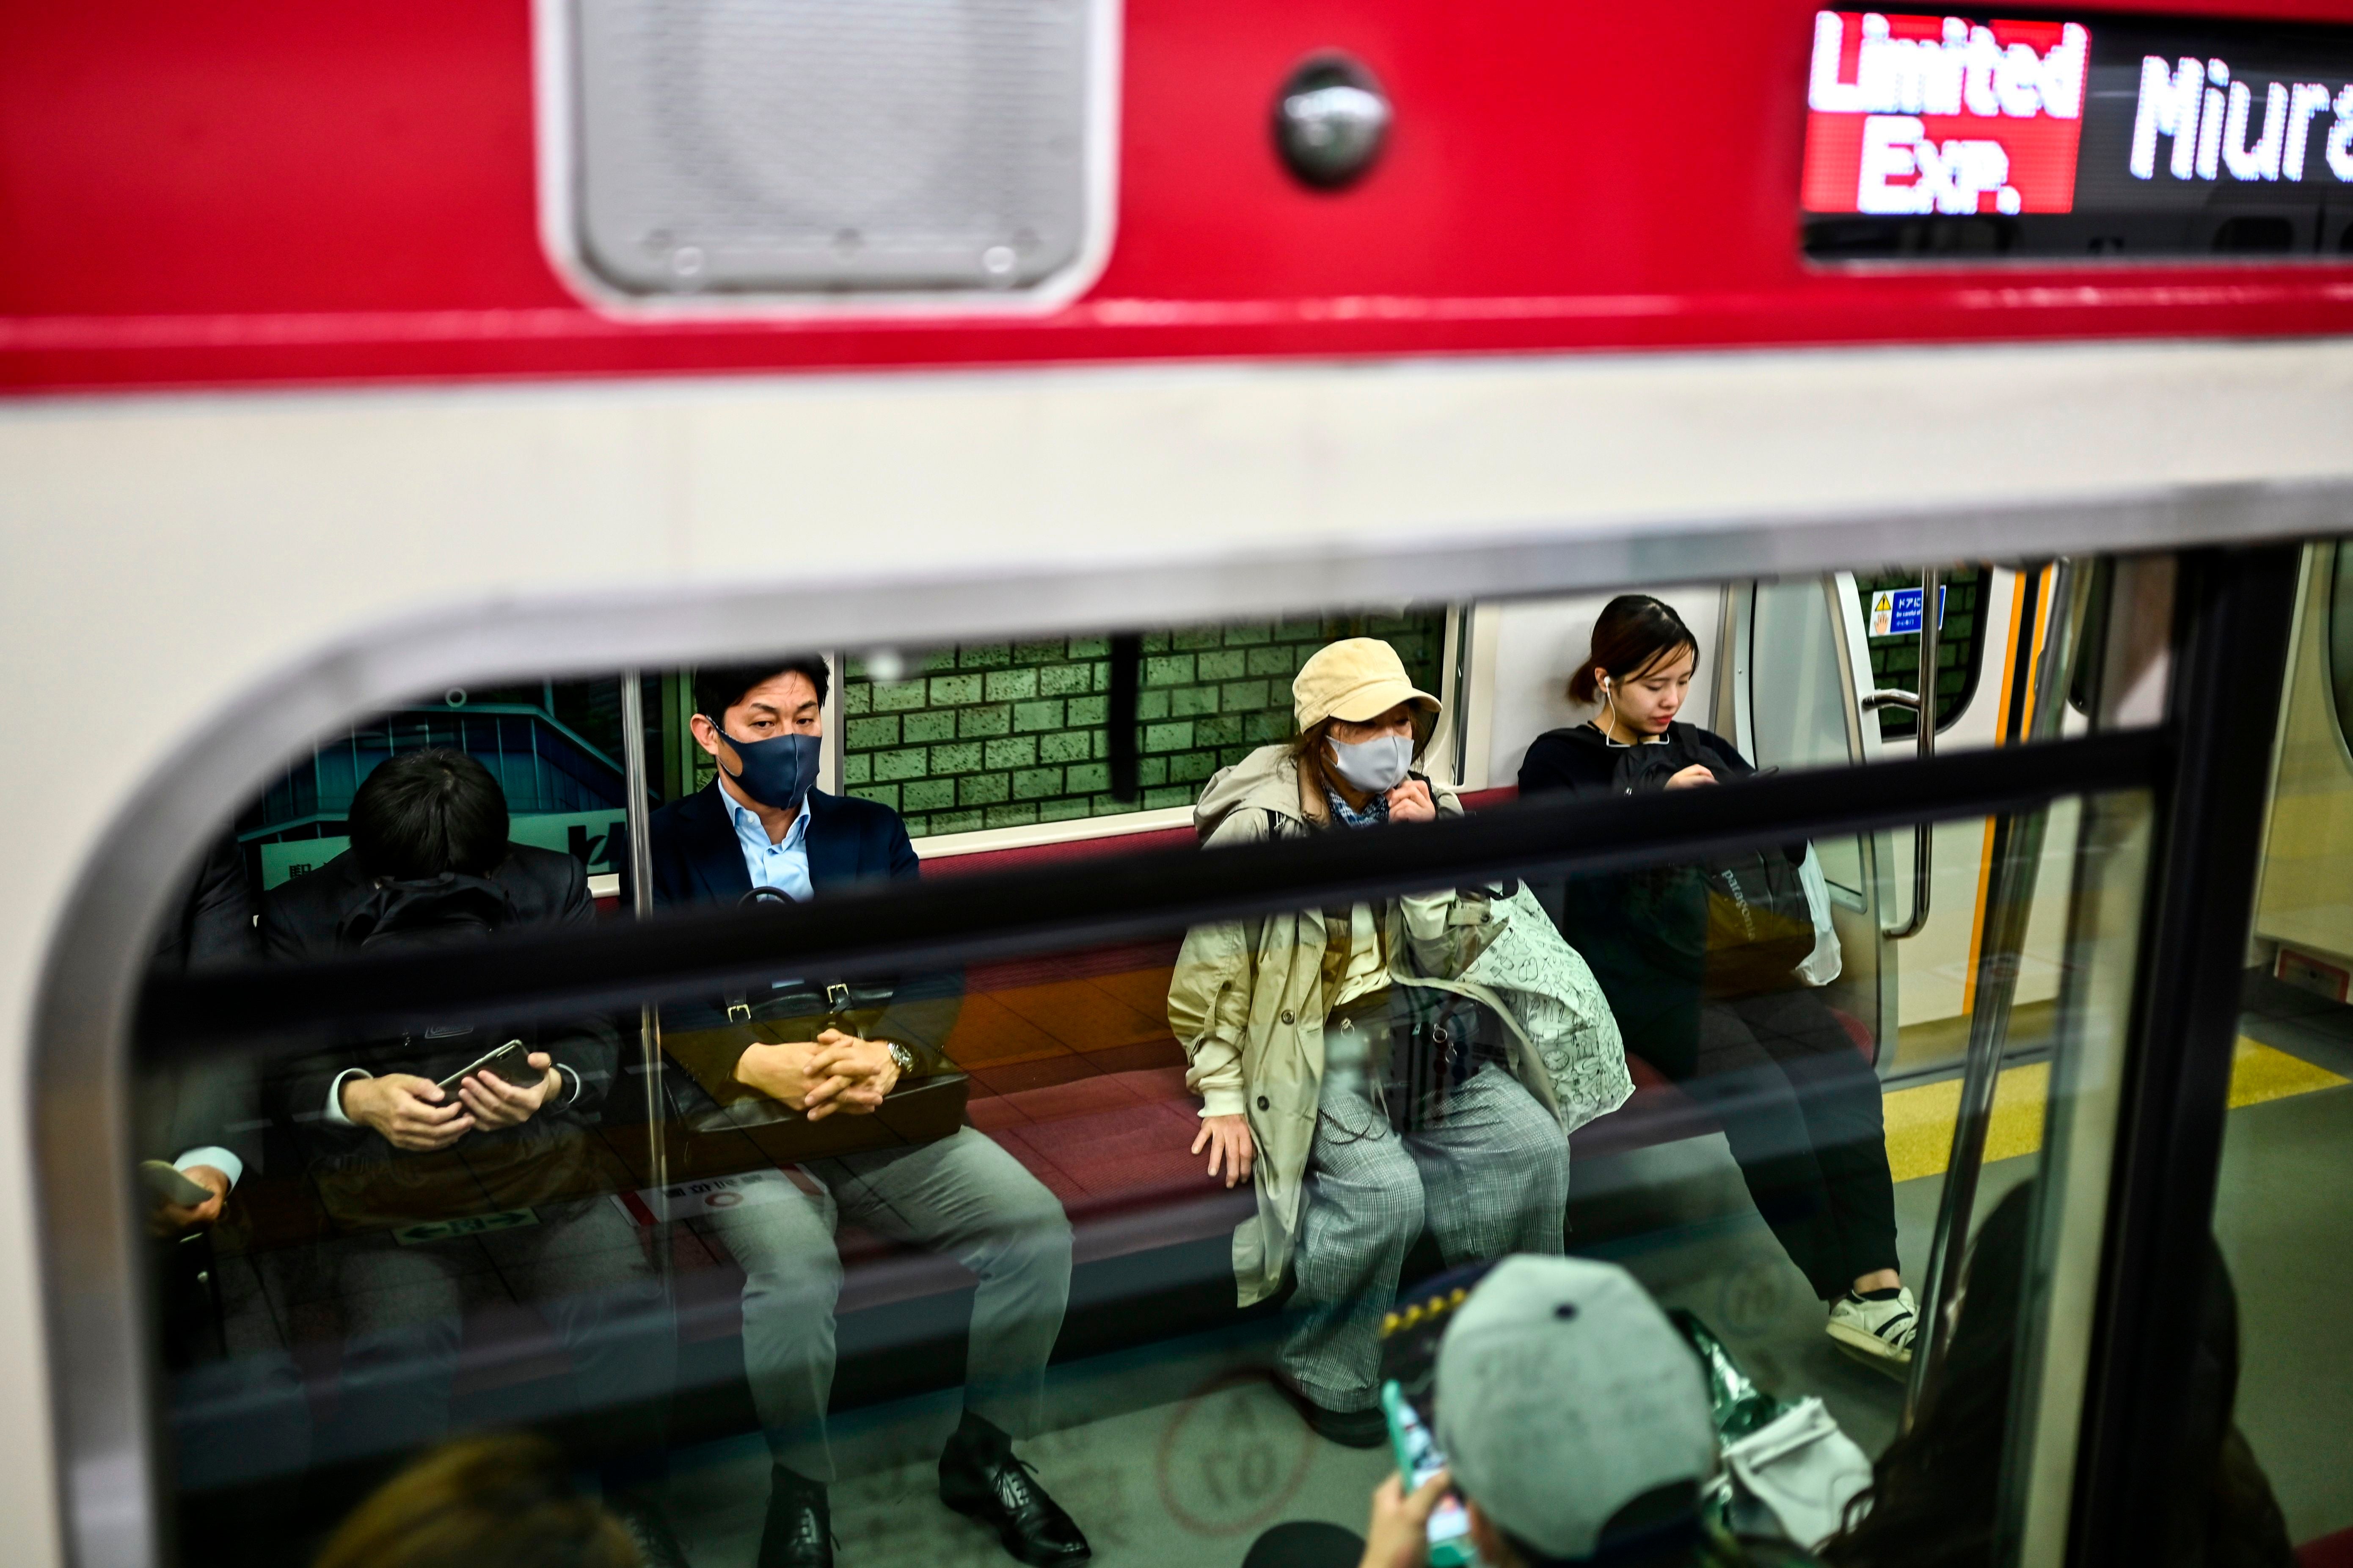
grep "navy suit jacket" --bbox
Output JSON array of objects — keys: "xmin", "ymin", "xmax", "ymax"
[
  {"xmin": 645, "ymin": 784, "xmax": 959, "ymax": 1076},
  {"xmin": 648, "ymin": 782, "xmax": 920, "ymax": 908}
]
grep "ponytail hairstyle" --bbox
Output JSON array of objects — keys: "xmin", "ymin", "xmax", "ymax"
[{"xmin": 1568, "ymin": 595, "xmax": 1700, "ymax": 706}]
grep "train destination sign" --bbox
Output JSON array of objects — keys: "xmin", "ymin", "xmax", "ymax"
[{"xmin": 1802, "ymin": 10, "xmax": 2353, "ymax": 258}]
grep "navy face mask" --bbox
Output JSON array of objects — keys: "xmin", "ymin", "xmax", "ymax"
[{"xmin": 718, "ymin": 727, "xmax": 821, "ymax": 813}]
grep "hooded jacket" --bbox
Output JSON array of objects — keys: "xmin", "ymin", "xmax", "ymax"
[{"xmin": 1168, "ymin": 743, "xmax": 1596, "ymax": 1306}]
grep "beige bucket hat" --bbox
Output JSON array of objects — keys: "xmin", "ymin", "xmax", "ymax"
[{"xmin": 1292, "ymin": 638, "xmax": 1441, "ymax": 730}]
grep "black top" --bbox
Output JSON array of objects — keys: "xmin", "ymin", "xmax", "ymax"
[
  {"xmin": 153, "ymin": 833, "xmax": 259, "ymax": 973},
  {"xmin": 140, "ymin": 834, "xmax": 264, "ymax": 1172},
  {"xmin": 1517, "ymin": 720, "xmax": 1756, "ymax": 799},
  {"xmin": 259, "ymin": 842, "xmax": 620, "ymax": 1162},
  {"xmin": 1517, "ymin": 722, "xmax": 1760, "ymax": 1076}
]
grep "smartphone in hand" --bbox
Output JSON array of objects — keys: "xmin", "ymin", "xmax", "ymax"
[
  {"xmin": 435, "ymin": 1038, "xmax": 538, "ymax": 1092},
  {"xmin": 138, "ymin": 1159, "xmax": 215, "ymax": 1207},
  {"xmin": 1382, "ymin": 1380, "xmax": 1477, "ymax": 1567}
]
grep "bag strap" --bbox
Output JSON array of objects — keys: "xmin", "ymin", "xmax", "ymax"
[{"xmin": 724, "ymin": 980, "xmax": 858, "ymax": 1025}]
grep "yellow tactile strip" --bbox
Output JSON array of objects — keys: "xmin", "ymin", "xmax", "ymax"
[{"xmin": 1882, "ymin": 1037, "xmax": 2349, "ymax": 1184}]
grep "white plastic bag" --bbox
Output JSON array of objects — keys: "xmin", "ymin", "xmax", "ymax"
[
  {"xmin": 1721, "ymin": 1396, "xmax": 1874, "ymax": 1549},
  {"xmin": 1792, "ymin": 844, "xmax": 1843, "ymax": 988}
]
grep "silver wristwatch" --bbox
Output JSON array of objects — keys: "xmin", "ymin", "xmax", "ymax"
[{"xmin": 884, "ymin": 1041, "xmax": 917, "ymax": 1077}]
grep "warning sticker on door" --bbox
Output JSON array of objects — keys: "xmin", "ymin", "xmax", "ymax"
[{"xmin": 1870, "ymin": 586, "xmax": 1948, "ymax": 637}]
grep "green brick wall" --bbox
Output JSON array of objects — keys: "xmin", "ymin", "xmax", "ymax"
[{"xmin": 838, "ymin": 613, "xmax": 1449, "ymax": 839}]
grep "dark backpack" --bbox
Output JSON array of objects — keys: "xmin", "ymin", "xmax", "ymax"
[{"xmin": 1610, "ymin": 729, "xmax": 1816, "ymax": 997}]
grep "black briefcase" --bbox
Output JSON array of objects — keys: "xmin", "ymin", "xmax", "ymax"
[{"xmin": 661, "ymin": 980, "xmax": 970, "ymax": 1170}]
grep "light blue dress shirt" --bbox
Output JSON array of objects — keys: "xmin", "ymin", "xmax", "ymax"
[{"xmin": 724, "ymin": 784, "xmax": 813, "ymax": 902}]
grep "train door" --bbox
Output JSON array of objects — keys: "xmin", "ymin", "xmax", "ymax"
[
  {"xmin": 1465, "ymin": 575, "xmax": 1908, "ymax": 1059},
  {"xmin": 2253, "ymin": 542, "xmax": 2353, "ymax": 989},
  {"xmin": 1723, "ymin": 574, "xmax": 1903, "ymax": 1065}
]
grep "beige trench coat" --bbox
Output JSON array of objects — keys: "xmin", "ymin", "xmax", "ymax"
[{"xmin": 1165, "ymin": 745, "xmax": 1571, "ymax": 1307}]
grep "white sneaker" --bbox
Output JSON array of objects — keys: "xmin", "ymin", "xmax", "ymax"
[{"xmin": 1826, "ymin": 1288, "xmax": 1918, "ymax": 1375}]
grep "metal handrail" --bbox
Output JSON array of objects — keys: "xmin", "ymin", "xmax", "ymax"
[
  {"xmin": 619, "ymin": 671, "xmax": 670, "ymax": 1197},
  {"xmin": 1872, "ymin": 568, "xmax": 1941, "ymax": 939},
  {"xmin": 1904, "ymin": 559, "xmax": 2087, "ymax": 1425}
]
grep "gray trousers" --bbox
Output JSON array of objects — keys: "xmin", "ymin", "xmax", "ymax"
[
  {"xmin": 705, "ymin": 1126, "xmax": 1074, "ymax": 1481},
  {"xmin": 1283, "ymin": 1064, "xmax": 1569, "ymax": 1411},
  {"xmin": 326, "ymin": 1195, "xmax": 675, "ymax": 1468}
]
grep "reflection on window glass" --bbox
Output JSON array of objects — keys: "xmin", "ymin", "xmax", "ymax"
[
  {"xmin": 141, "ymin": 759, "xmax": 2144, "ymax": 1567},
  {"xmin": 236, "ymin": 679, "xmax": 682, "ymax": 891},
  {"xmin": 2328, "ymin": 544, "xmax": 2353, "ymax": 762},
  {"xmin": 132, "ymin": 572, "xmax": 2180, "ymax": 1567},
  {"xmin": 838, "ymin": 612, "xmax": 1449, "ymax": 836}
]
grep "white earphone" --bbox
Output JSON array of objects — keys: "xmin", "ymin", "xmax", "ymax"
[{"xmin": 1598, "ymin": 672, "xmax": 1628, "ymax": 747}]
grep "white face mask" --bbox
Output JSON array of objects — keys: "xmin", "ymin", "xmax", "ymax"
[{"xmin": 1327, "ymin": 731, "xmax": 1413, "ymax": 795}]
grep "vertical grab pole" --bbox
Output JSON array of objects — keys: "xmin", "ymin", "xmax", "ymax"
[
  {"xmin": 1908, "ymin": 568, "xmax": 1940, "ymax": 929},
  {"xmin": 1904, "ymin": 560, "xmax": 2083, "ymax": 1425},
  {"xmin": 1876, "ymin": 567, "xmax": 1942, "ymax": 940},
  {"xmin": 620, "ymin": 671, "xmax": 669, "ymax": 1197},
  {"xmin": 1108, "ymin": 633, "xmax": 1142, "ymax": 802}
]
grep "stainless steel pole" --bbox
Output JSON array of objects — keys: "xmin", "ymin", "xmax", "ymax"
[
  {"xmin": 1904, "ymin": 560, "xmax": 2086, "ymax": 1424},
  {"xmin": 619, "ymin": 672, "xmax": 669, "ymax": 1197},
  {"xmin": 1888, "ymin": 568, "xmax": 1941, "ymax": 939}
]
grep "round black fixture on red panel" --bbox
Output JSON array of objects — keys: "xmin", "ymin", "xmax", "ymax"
[{"xmin": 1272, "ymin": 54, "xmax": 1390, "ymax": 190}]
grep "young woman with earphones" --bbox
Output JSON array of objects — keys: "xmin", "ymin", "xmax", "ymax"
[
  {"xmin": 1165, "ymin": 638, "xmax": 1575, "ymax": 1447},
  {"xmin": 1517, "ymin": 594, "xmax": 1919, "ymax": 1375}
]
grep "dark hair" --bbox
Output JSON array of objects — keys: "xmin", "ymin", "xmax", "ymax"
[
  {"xmin": 694, "ymin": 657, "xmax": 831, "ymax": 729},
  {"xmin": 347, "ymin": 749, "xmax": 510, "ymax": 881},
  {"xmin": 1819, "ymin": 1183, "xmax": 2292, "ymax": 1568},
  {"xmin": 1497, "ymin": 1481, "xmax": 1707, "ymax": 1568},
  {"xmin": 1569, "ymin": 596, "xmax": 1699, "ymax": 706},
  {"xmin": 311, "ymin": 1432, "xmax": 637, "ymax": 1568}
]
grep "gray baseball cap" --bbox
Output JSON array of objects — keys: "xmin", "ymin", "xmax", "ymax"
[{"xmin": 1434, "ymin": 1256, "xmax": 1718, "ymax": 1561}]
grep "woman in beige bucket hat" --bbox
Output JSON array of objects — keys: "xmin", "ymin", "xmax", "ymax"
[{"xmin": 1165, "ymin": 638, "xmax": 1574, "ymax": 1447}]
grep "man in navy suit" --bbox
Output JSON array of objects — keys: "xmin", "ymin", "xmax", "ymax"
[{"xmin": 648, "ymin": 657, "xmax": 1086, "ymax": 1568}]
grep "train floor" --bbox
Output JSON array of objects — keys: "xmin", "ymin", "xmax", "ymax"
[{"xmin": 644, "ymin": 975, "xmax": 2353, "ymax": 1566}]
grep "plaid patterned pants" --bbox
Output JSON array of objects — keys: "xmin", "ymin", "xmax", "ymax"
[{"xmin": 1281, "ymin": 1061, "xmax": 1570, "ymax": 1410}]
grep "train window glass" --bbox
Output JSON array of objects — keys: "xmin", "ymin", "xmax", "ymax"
[
  {"xmin": 2066, "ymin": 559, "xmax": 2117, "ymax": 718},
  {"xmin": 2220, "ymin": 536, "xmax": 2353, "ymax": 1538},
  {"xmin": 838, "ymin": 611, "xmax": 1451, "ymax": 839},
  {"xmin": 2232, "ymin": 539, "xmax": 2353, "ymax": 1546},
  {"xmin": 1750, "ymin": 580, "xmax": 1869, "ymax": 898},
  {"xmin": 132, "ymin": 599, "xmax": 2158, "ymax": 1566},
  {"xmin": 2327, "ymin": 544, "xmax": 2353, "ymax": 763},
  {"xmin": 1854, "ymin": 568, "xmax": 1988, "ymax": 740},
  {"xmin": 2211, "ymin": 974, "xmax": 2353, "ymax": 1550},
  {"xmin": 237, "ymin": 677, "xmax": 687, "ymax": 892}
]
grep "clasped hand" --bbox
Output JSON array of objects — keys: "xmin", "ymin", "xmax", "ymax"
[
  {"xmin": 736, "ymin": 1028, "xmax": 901, "ymax": 1120},
  {"xmin": 1385, "ymin": 778, "xmax": 1437, "ymax": 823},
  {"xmin": 342, "ymin": 1052, "xmax": 561, "ymax": 1152}
]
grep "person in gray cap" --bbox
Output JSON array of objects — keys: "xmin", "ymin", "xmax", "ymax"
[
  {"xmin": 1254, "ymin": 1255, "xmax": 1817, "ymax": 1568},
  {"xmin": 1432, "ymin": 1254, "xmax": 1723, "ymax": 1566}
]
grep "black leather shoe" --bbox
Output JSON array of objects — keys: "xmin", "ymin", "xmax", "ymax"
[
  {"xmin": 939, "ymin": 1422, "xmax": 1091, "ymax": 1566},
  {"xmin": 608, "ymin": 1491, "xmax": 691, "ymax": 1568},
  {"xmin": 1272, "ymin": 1376, "xmax": 1389, "ymax": 1449},
  {"xmin": 759, "ymin": 1466, "xmax": 835, "ymax": 1568}
]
